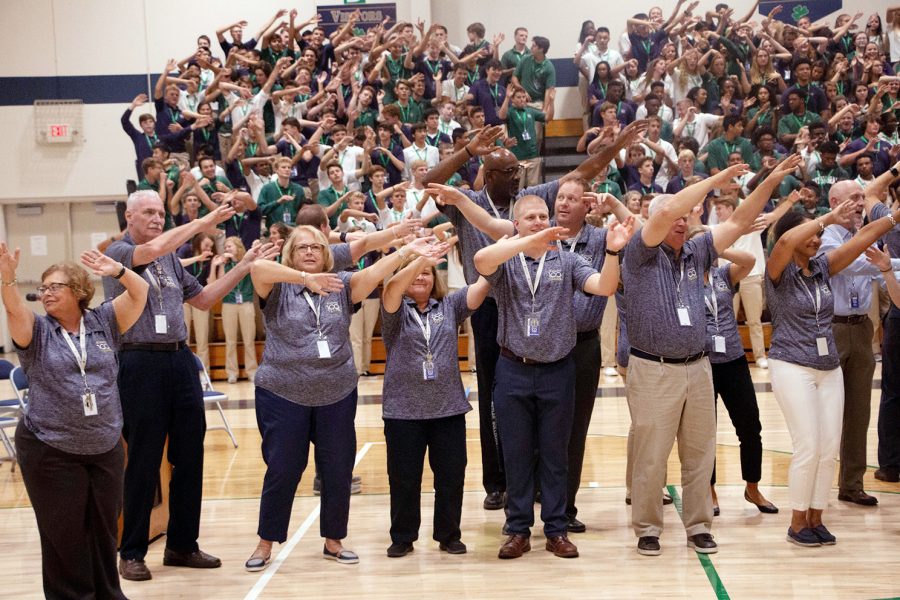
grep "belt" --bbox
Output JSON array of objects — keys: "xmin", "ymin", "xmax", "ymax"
[
  {"xmin": 630, "ymin": 347, "xmax": 707, "ymax": 364},
  {"xmin": 500, "ymin": 347, "xmax": 545, "ymax": 365},
  {"xmin": 576, "ymin": 330, "xmax": 598, "ymax": 343},
  {"xmin": 832, "ymin": 315, "xmax": 868, "ymax": 325},
  {"xmin": 121, "ymin": 341, "xmax": 187, "ymax": 352}
]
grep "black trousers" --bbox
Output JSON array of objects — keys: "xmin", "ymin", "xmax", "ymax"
[
  {"xmin": 566, "ymin": 333, "xmax": 601, "ymax": 519},
  {"xmin": 16, "ymin": 423, "xmax": 127, "ymax": 600},
  {"xmin": 710, "ymin": 356, "xmax": 763, "ymax": 484},
  {"xmin": 879, "ymin": 313, "xmax": 900, "ymax": 470},
  {"xmin": 118, "ymin": 347, "xmax": 206, "ymax": 560},
  {"xmin": 471, "ymin": 297, "xmax": 505, "ymax": 494},
  {"xmin": 384, "ymin": 414, "xmax": 467, "ymax": 544}
]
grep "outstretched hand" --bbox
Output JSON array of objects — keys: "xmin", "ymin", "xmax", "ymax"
[{"xmin": 80, "ymin": 250, "xmax": 124, "ymax": 278}]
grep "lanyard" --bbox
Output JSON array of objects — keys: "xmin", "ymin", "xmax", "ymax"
[
  {"xmin": 232, "ymin": 213, "xmax": 245, "ymax": 230},
  {"xmin": 518, "ymin": 251, "xmax": 547, "ymax": 312},
  {"xmin": 799, "ymin": 275, "xmax": 822, "ymax": 332},
  {"xmin": 147, "ymin": 260, "xmax": 166, "ymax": 310},
  {"xmin": 399, "ymin": 102, "xmax": 411, "ymax": 122},
  {"xmin": 489, "ymin": 83, "xmax": 500, "ymax": 107},
  {"xmin": 512, "ymin": 107, "xmax": 530, "ymax": 132},
  {"xmin": 557, "ymin": 228, "xmax": 583, "ymax": 253},
  {"xmin": 410, "ymin": 305, "xmax": 433, "ymax": 361},
  {"xmin": 663, "ymin": 253, "xmax": 686, "ymax": 304},
  {"xmin": 426, "ymin": 59, "xmax": 441, "ymax": 76},
  {"xmin": 413, "ymin": 145, "xmax": 427, "ymax": 160},
  {"xmin": 484, "ymin": 189, "xmax": 511, "ymax": 219},
  {"xmin": 426, "ymin": 133, "xmax": 440, "ymax": 147},
  {"xmin": 61, "ymin": 317, "xmax": 89, "ymax": 391},
  {"xmin": 704, "ymin": 276, "xmax": 720, "ymax": 333},
  {"xmin": 303, "ymin": 291, "xmax": 326, "ymax": 338},
  {"xmin": 145, "ymin": 134, "xmax": 157, "ymax": 149}
]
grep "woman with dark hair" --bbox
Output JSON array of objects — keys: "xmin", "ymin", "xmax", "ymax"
[
  {"xmin": 180, "ymin": 232, "xmax": 217, "ymax": 369},
  {"xmin": 577, "ymin": 20, "xmax": 596, "ymax": 47},
  {"xmin": 243, "ymin": 226, "xmax": 447, "ymax": 571},
  {"xmin": 380, "ymin": 249, "xmax": 492, "ymax": 558},
  {"xmin": 1, "ymin": 245, "xmax": 148, "ymax": 599},
  {"xmin": 766, "ymin": 194, "xmax": 900, "ymax": 547},
  {"xmin": 744, "ymin": 84, "xmax": 778, "ymax": 135},
  {"xmin": 587, "ymin": 61, "xmax": 613, "ymax": 109}
]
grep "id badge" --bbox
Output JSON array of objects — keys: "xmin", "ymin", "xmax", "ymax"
[
  {"xmin": 422, "ymin": 360, "xmax": 436, "ymax": 381},
  {"xmin": 521, "ymin": 130, "xmax": 531, "ymax": 141},
  {"xmin": 713, "ymin": 335, "xmax": 726, "ymax": 354},
  {"xmin": 155, "ymin": 314, "xmax": 168, "ymax": 334},
  {"xmin": 317, "ymin": 338, "xmax": 331, "ymax": 359},
  {"xmin": 526, "ymin": 312, "xmax": 541, "ymax": 337},
  {"xmin": 235, "ymin": 291, "xmax": 243, "ymax": 304},
  {"xmin": 282, "ymin": 210, "xmax": 291, "ymax": 223},
  {"xmin": 816, "ymin": 336, "xmax": 829, "ymax": 357},
  {"xmin": 850, "ymin": 292, "xmax": 859, "ymax": 309},
  {"xmin": 676, "ymin": 306, "xmax": 691, "ymax": 326},
  {"xmin": 82, "ymin": 392, "xmax": 98, "ymax": 417}
]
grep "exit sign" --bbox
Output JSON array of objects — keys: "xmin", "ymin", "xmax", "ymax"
[{"xmin": 48, "ymin": 123, "xmax": 72, "ymax": 143}]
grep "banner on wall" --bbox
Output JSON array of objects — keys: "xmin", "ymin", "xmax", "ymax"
[
  {"xmin": 759, "ymin": 0, "xmax": 843, "ymax": 24},
  {"xmin": 316, "ymin": 3, "xmax": 397, "ymax": 36}
]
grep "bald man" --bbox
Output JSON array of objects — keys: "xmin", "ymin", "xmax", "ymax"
[
  {"xmin": 424, "ymin": 121, "xmax": 649, "ymax": 510},
  {"xmin": 821, "ymin": 176, "xmax": 900, "ymax": 504}
]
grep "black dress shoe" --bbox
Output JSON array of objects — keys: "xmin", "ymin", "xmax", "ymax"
[
  {"xmin": 163, "ymin": 548, "xmax": 221, "ymax": 569},
  {"xmin": 744, "ymin": 490, "xmax": 779, "ymax": 514},
  {"xmin": 387, "ymin": 542, "xmax": 414, "ymax": 558},
  {"xmin": 874, "ymin": 467, "xmax": 900, "ymax": 482},
  {"xmin": 838, "ymin": 490, "xmax": 878, "ymax": 506},
  {"xmin": 439, "ymin": 540, "xmax": 467, "ymax": 554},
  {"xmin": 483, "ymin": 491, "xmax": 506, "ymax": 510},
  {"xmin": 567, "ymin": 517, "xmax": 586, "ymax": 533},
  {"xmin": 713, "ymin": 505, "xmax": 720, "ymax": 517}
]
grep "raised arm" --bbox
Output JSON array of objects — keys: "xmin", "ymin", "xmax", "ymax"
[
  {"xmin": 129, "ymin": 203, "xmax": 235, "ymax": 267},
  {"xmin": 582, "ymin": 217, "xmax": 635, "ymax": 296},
  {"xmin": 0, "ymin": 244, "xmax": 35, "ymax": 348},
  {"xmin": 189, "ymin": 242, "xmax": 280, "ymax": 310},
  {"xmin": 827, "ymin": 205, "xmax": 900, "ymax": 276},
  {"xmin": 350, "ymin": 236, "xmax": 448, "ymax": 303},
  {"xmin": 867, "ymin": 246, "xmax": 900, "ymax": 307},
  {"xmin": 428, "ymin": 183, "xmax": 515, "ymax": 240},
  {"xmin": 719, "ymin": 247, "xmax": 756, "ymax": 285},
  {"xmin": 422, "ymin": 125, "xmax": 504, "ymax": 186},
  {"xmin": 474, "ymin": 227, "xmax": 568, "ymax": 276},
  {"xmin": 79, "ymin": 250, "xmax": 149, "ymax": 334}
]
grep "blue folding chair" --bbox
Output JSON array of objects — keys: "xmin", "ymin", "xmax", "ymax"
[{"xmin": 193, "ymin": 354, "xmax": 237, "ymax": 448}]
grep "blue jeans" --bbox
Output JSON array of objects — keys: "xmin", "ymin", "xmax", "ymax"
[
  {"xmin": 493, "ymin": 353, "xmax": 576, "ymax": 537},
  {"xmin": 255, "ymin": 386, "xmax": 357, "ymax": 542}
]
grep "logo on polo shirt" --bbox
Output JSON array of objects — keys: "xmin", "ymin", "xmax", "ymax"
[
  {"xmin": 714, "ymin": 280, "xmax": 729, "ymax": 292},
  {"xmin": 95, "ymin": 340, "xmax": 112, "ymax": 352},
  {"xmin": 821, "ymin": 283, "xmax": 831, "ymax": 296},
  {"xmin": 548, "ymin": 268, "xmax": 563, "ymax": 281},
  {"xmin": 686, "ymin": 267, "xmax": 698, "ymax": 281},
  {"xmin": 326, "ymin": 301, "xmax": 342, "ymax": 313},
  {"xmin": 431, "ymin": 311, "xmax": 444, "ymax": 324},
  {"xmin": 579, "ymin": 253, "xmax": 594, "ymax": 263}
]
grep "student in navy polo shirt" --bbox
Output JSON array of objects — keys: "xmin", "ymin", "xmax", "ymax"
[
  {"xmin": 466, "ymin": 59, "xmax": 507, "ymax": 126},
  {"xmin": 473, "ymin": 195, "xmax": 634, "ymax": 560},
  {"xmin": 122, "ymin": 93, "xmax": 158, "ymax": 179}
]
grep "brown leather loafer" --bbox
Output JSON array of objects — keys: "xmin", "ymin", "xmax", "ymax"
[
  {"xmin": 118, "ymin": 558, "xmax": 152, "ymax": 581},
  {"xmin": 163, "ymin": 548, "xmax": 222, "ymax": 568},
  {"xmin": 545, "ymin": 535, "xmax": 579, "ymax": 558},
  {"xmin": 498, "ymin": 534, "xmax": 531, "ymax": 559},
  {"xmin": 838, "ymin": 490, "xmax": 878, "ymax": 506}
]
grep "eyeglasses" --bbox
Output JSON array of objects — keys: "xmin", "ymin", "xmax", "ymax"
[
  {"xmin": 36, "ymin": 282, "xmax": 74, "ymax": 296},
  {"xmin": 294, "ymin": 243, "xmax": 325, "ymax": 254},
  {"xmin": 489, "ymin": 165, "xmax": 525, "ymax": 177}
]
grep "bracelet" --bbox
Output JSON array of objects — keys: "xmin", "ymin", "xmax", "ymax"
[
  {"xmin": 889, "ymin": 214, "xmax": 897, "ymax": 228},
  {"xmin": 464, "ymin": 145, "xmax": 474, "ymax": 158},
  {"xmin": 891, "ymin": 166, "xmax": 899, "ymax": 178},
  {"xmin": 300, "ymin": 271, "xmax": 308, "ymax": 284},
  {"xmin": 816, "ymin": 219, "xmax": 826, "ymax": 233},
  {"xmin": 113, "ymin": 266, "xmax": 127, "ymax": 280},
  {"xmin": 605, "ymin": 249, "xmax": 621, "ymax": 257},
  {"xmin": 339, "ymin": 232, "xmax": 348, "ymax": 242},
  {"xmin": 0, "ymin": 278, "xmax": 16, "ymax": 287},
  {"xmin": 880, "ymin": 268, "xmax": 892, "ymax": 273}
]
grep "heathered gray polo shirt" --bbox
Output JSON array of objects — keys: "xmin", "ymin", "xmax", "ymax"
[
  {"xmin": 104, "ymin": 233, "xmax": 202, "ymax": 343},
  {"xmin": 704, "ymin": 265, "xmax": 745, "ymax": 364},
  {"xmin": 765, "ymin": 253, "xmax": 840, "ymax": 370},
  {"xmin": 486, "ymin": 250, "xmax": 595, "ymax": 362},
  {"xmin": 381, "ymin": 289, "xmax": 473, "ymax": 420},
  {"xmin": 255, "ymin": 271, "xmax": 358, "ymax": 406},
  {"xmin": 556, "ymin": 222, "xmax": 609, "ymax": 332},
  {"xmin": 622, "ymin": 230, "xmax": 717, "ymax": 358},
  {"xmin": 15, "ymin": 302, "xmax": 123, "ymax": 454},
  {"xmin": 331, "ymin": 243, "xmax": 353, "ymax": 272}
]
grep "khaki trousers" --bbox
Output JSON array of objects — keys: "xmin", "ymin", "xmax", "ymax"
[
  {"xmin": 518, "ymin": 157, "xmax": 542, "ymax": 188},
  {"xmin": 222, "ymin": 302, "xmax": 257, "ymax": 380},
  {"xmin": 600, "ymin": 296, "xmax": 618, "ymax": 368},
  {"xmin": 350, "ymin": 298, "xmax": 380, "ymax": 375},
  {"xmin": 626, "ymin": 355, "xmax": 716, "ymax": 538},
  {"xmin": 733, "ymin": 274, "xmax": 766, "ymax": 362},
  {"xmin": 183, "ymin": 304, "xmax": 211, "ymax": 371}
]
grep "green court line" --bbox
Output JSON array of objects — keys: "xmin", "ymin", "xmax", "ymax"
[{"xmin": 666, "ymin": 485, "xmax": 730, "ymax": 600}]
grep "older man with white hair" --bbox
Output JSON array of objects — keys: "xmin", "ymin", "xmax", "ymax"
[
  {"xmin": 821, "ymin": 174, "xmax": 900, "ymax": 506},
  {"xmin": 623, "ymin": 156, "xmax": 800, "ymax": 557},
  {"xmin": 104, "ymin": 190, "xmax": 277, "ymax": 581}
]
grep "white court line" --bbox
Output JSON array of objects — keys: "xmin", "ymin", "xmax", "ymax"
[{"xmin": 243, "ymin": 441, "xmax": 374, "ymax": 600}]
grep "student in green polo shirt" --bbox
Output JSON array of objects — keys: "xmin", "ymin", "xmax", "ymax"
[
  {"xmin": 136, "ymin": 157, "xmax": 175, "ymax": 230},
  {"xmin": 500, "ymin": 27, "xmax": 531, "ymax": 78},
  {"xmin": 211, "ymin": 237, "xmax": 258, "ymax": 384},
  {"xmin": 777, "ymin": 89, "xmax": 820, "ymax": 147},
  {"xmin": 705, "ymin": 115, "xmax": 754, "ymax": 174},
  {"xmin": 498, "ymin": 85, "xmax": 546, "ymax": 186},
  {"xmin": 258, "ymin": 156, "xmax": 307, "ymax": 228},
  {"xmin": 317, "ymin": 161, "xmax": 353, "ymax": 230},
  {"xmin": 392, "ymin": 79, "xmax": 423, "ymax": 125},
  {"xmin": 512, "ymin": 35, "xmax": 556, "ymax": 149}
]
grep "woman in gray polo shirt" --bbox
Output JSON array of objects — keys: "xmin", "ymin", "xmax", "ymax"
[
  {"xmin": 767, "ymin": 199, "xmax": 900, "ymax": 547},
  {"xmin": 380, "ymin": 250, "xmax": 491, "ymax": 558},
  {"xmin": 244, "ymin": 226, "xmax": 448, "ymax": 571},
  {"xmin": 1, "ymin": 245, "xmax": 148, "ymax": 599}
]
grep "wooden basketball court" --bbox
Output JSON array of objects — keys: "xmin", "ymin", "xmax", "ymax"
[{"xmin": 1, "ymin": 366, "xmax": 898, "ymax": 599}]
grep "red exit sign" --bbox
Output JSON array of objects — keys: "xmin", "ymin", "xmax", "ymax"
[{"xmin": 49, "ymin": 124, "xmax": 69, "ymax": 138}]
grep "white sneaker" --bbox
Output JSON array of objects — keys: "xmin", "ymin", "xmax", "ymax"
[
  {"xmin": 755, "ymin": 358, "xmax": 768, "ymax": 370},
  {"xmin": 603, "ymin": 367, "xmax": 619, "ymax": 378},
  {"xmin": 227, "ymin": 375, "xmax": 238, "ymax": 384}
]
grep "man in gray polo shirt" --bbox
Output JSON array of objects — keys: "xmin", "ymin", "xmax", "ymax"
[
  {"xmin": 104, "ymin": 190, "xmax": 277, "ymax": 581},
  {"xmin": 822, "ymin": 174, "xmax": 900, "ymax": 505},
  {"xmin": 623, "ymin": 156, "xmax": 802, "ymax": 556},
  {"xmin": 424, "ymin": 120, "xmax": 648, "ymax": 511}
]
